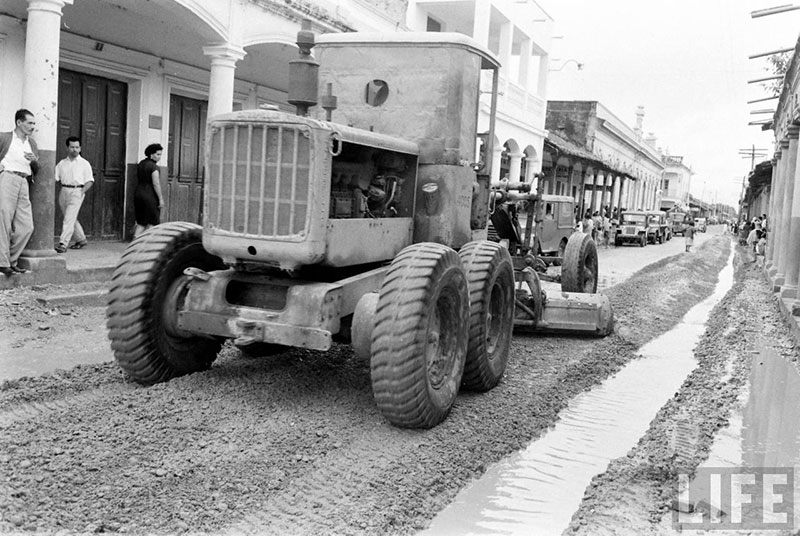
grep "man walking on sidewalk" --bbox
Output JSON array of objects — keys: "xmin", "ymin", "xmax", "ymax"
[
  {"xmin": 55, "ymin": 137, "xmax": 93, "ymax": 253},
  {"xmin": 0, "ymin": 109, "xmax": 38, "ymax": 276}
]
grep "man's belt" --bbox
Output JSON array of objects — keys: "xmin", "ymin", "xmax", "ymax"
[
  {"xmin": 5, "ymin": 170, "xmax": 31, "ymax": 179},
  {"xmin": 61, "ymin": 184, "xmax": 82, "ymax": 188}
]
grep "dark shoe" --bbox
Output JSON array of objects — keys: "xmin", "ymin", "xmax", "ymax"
[
  {"xmin": 10, "ymin": 264, "xmax": 28, "ymax": 274},
  {"xmin": 55, "ymin": 243, "xmax": 67, "ymax": 253},
  {"xmin": 0, "ymin": 266, "xmax": 14, "ymax": 276},
  {"xmin": 69, "ymin": 241, "xmax": 87, "ymax": 250}
]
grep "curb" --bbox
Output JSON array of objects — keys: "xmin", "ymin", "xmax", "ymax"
[{"xmin": 0, "ymin": 266, "xmax": 115, "ymax": 291}]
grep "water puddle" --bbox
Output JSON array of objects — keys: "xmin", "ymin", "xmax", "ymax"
[
  {"xmin": 422, "ymin": 248, "xmax": 734, "ymax": 536},
  {"xmin": 681, "ymin": 347, "xmax": 800, "ymax": 525}
]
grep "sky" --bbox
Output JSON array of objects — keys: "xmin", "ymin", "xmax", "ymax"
[{"xmin": 541, "ymin": 0, "xmax": 798, "ymax": 209}]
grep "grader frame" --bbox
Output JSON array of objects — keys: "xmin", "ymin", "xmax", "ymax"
[{"xmin": 106, "ymin": 28, "xmax": 612, "ymax": 431}]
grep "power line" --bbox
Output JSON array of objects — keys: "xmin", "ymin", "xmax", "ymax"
[{"xmin": 738, "ymin": 145, "xmax": 768, "ymax": 171}]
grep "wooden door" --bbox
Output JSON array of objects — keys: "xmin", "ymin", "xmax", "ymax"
[
  {"xmin": 57, "ymin": 70, "xmax": 127, "ymax": 240},
  {"xmin": 166, "ymin": 95, "xmax": 207, "ymax": 224}
]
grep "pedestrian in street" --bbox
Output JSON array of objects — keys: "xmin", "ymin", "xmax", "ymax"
[
  {"xmin": 755, "ymin": 230, "xmax": 766, "ymax": 267},
  {"xmin": 684, "ymin": 220, "xmax": 695, "ymax": 252},
  {"xmin": 133, "ymin": 143, "xmax": 165, "ymax": 239},
  {"xmin": 55, "ymin": 136, "xmax": 93, "ymax": 253},
  {"xmin": 601, "ymin": 213, "xmax": 611, "ymax": 248},
  {"xmin": 746, "ymin": 223, "xmax": 759, "ymax": 262},
  {"xmin": 582, "ymin": 210, "xmax": 594, "ymax": 239},
  {"xmin": 0, "ymin": 109, "xmax": 38, "ymax": 276}
]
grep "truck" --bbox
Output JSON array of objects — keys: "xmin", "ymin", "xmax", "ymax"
[
  {"xmin": 106, "ymin": 27, "xmax": 612, "ymax": 430},
  {"xmin": 615, "ymin": 210, "xmax": 650, "ymax": 247},
  {"xmin": 669, "ymin": 210, "xmax": 690, "ymax": 236},
  {"xmin": 646, "ymin": 210, "xmax": 671, "ymax": 244}
]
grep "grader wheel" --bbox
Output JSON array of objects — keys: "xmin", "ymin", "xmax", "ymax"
[
  {"xmin": 561, "ymin": 232, "xmax": 598, "ymax": 294},
  {"xmin": 106, "ymin": 222, "xmax": 226, "ymax": 385},
  {"xmin": 459, "ymin": 241, "xmax": 515, "ymax": 391},
  {"xmin": 370, "ymin": 243, "xmax": 469, "ymax": 429}
]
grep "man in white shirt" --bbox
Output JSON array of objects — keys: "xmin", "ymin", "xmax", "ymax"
[
  {"xmin": 0, "ymin": 109, "xmax": 39, "ymax": 276},
  {"xmin": 55, "ymin": 137, "xmax": 94, "ymax": 253}
]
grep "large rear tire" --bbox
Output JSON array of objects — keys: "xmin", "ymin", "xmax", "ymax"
[
  {"xmin": 459, "ymin": 241, "xmax": 515, "ymax": 391},
  {"xmin": 106, "ymin": 222, "xmax": 226, "ymax": 385},
  {"xmin": 370, "ymin": 243, "xmax": 469, "ymax": 429},
  {"xmin": 561, "ymin": 232, "xmax": 598, "ymax": 294}
]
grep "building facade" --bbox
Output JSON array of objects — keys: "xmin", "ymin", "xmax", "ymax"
[
  {"xmin": 1, "ymin": 0, "xmax": 401, "ymax": 264},
  {"xmin": 406, "ymin": 0, "xmax": 553, "ymax": 185},
  {"xmin": 543, "ymin": 101, "xmax": 665, "ymax": 219},
  {"xmin": 762, "ymin": 34, "xmax": 800, "ymax": 342},
  {"xmin": 3, "ymin": 0, "xmax": 551, "ymax": 274},
  {"xmin": 660, "ymin": 154, "xmax": 693, "ymax": 211}
]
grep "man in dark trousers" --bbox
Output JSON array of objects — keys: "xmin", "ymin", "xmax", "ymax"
[{"xmin": 0, "ymin": 109, "xmax": 39, "ymax": 276}]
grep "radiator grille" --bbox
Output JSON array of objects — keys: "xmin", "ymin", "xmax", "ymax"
[{"xmin": 207, "ymin": 124, "xmax": 311, "ymax": 237}]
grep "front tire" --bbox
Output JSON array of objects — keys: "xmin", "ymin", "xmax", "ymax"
[
  {"xmin": 561, "ymin": 232, "xmax": 598, "ymax": 294},
  {"xmin": 370, "ymin": 243, "xmax": 469, "ymax": 428},
  {"xmin": 106, "ymin": 222, "xmax": 226, "ymax": 385},
  {"xmin": 459, "ymin": 241, "xmax": 515, "ymax": 391}
]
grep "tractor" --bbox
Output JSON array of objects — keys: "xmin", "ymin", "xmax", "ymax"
[{"xmin": 106, "ymin": 27, "xmax": 611, "ymax": 430}]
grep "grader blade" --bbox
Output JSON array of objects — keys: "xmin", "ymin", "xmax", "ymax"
[{"xmin": 535, "ymin": 292, "xmax": 613, "ymax": 336}]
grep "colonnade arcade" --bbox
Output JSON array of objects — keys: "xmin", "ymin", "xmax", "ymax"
[{"xmin": 539, "ymin": 147, "xmax": 659, "ymax": 222}]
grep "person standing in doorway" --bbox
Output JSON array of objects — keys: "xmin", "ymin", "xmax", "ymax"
[
  {"xmin": 133, "ymin": 143, "xmax": 165, "ymax": 239},
  {"xmin": 0, "ymin": 109, "xmax": 39, "ymax": 276},
  {"xmin": 55, "ymin": 136, "xmax": 94, "ymax": 253}
]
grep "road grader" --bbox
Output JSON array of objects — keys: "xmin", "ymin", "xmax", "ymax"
[{"xmin": 106, "ymin": 26, "xmax": 612, "ymax": 430}]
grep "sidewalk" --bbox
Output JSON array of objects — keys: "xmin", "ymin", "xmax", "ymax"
[{"xmin": 0, "ymin": 241, "xmax": 127, "ymax": 290}]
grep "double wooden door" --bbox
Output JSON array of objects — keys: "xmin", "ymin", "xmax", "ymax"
[
  {"xmin": 57, "ymin": 69, "xmax": 127, "ymax": 240},
  {"xmin": 166, "ymin": 95, "xmax": 207, "ymax": 224}
]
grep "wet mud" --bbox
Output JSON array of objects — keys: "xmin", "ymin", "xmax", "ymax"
[
  {"xmin": 0, "ymin": 236, "xmax": 731, "ymax": 535},
  {"xmin": 568, "ymin": 241, "xmax": 800, "ymax": 536}
]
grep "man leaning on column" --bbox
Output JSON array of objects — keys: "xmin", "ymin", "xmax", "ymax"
[{"xmin": 0, "ymin": 109, "xmax": 38, "ymax": 276}]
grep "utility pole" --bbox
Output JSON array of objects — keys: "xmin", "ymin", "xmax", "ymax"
[{"xmin": 738, "ymin": 145, "xmax": 767, "ymax": 171}]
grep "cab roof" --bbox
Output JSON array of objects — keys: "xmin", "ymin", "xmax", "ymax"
[{"xmin": 316, "ymin": 32, "xmax": 501, "ymax": 70}]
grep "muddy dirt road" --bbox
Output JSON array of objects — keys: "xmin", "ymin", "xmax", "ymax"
[{"xmin": 0, "ymin": 233, "xmax": 751, "ymax": 535}]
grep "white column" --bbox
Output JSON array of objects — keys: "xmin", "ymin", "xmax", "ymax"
[
  {"xmin": 524, "ymin": 156, "xmax": 537, "ymax": 183},
  {"xmin": 537, "ymin": 54, "xmax": 549, "ymax": 98},
  {"xmin": 518, "ymin": 37, "xmax": 532, "ymax": 88},
  {"xmin": 472, "ymin": 0, "xmax": 491, "ymax": 47},
  {"xmin": 508, "ymin": 152, "xmax": 523, "ymax": 182},
  {"xmin": 491, "ymin": 146, "xmax": 502, "ymax": 183},
  {"xmin": 21, "ymin": 0, "xmax": 73, "ymax": 259},
  {"xmin": 203, "ymin": 43, "xmax": 246, "ymax": 120},
  {"xmin": 767, "ymin": 152, "xmax": 782, "ymax": 268}
]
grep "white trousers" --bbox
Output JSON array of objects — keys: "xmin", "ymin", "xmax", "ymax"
[
  {"xmin": 58, "ymin": 187, "xmax": 86, "ymax": 245},
  {"xmin": 0, "ymin": 171, "xmax": 34, "ymax": 267}
]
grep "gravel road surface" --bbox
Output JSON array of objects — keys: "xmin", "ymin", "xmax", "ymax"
[{"xmin": 0, "ymin": 234, "xmax": 734, "ymax": 535}]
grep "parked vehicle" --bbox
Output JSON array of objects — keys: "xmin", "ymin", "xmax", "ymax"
[
  {"xmin": 646, "ymin": 210, "xmax": 670, "ymax": 244},
  {"xmin": 694, "ymin": 217, "xmax": 707, "ymax": 232},
  {"xmin": 670, "ymin": 211, "xmax": 690, "ymax": 236},
  {"xmin": 536, "ymin": 195, "xmax": 577, "ymax": 256},
  {"xmin": 615, "ymin": 211, "xmax": 650, "ymax": 247}
]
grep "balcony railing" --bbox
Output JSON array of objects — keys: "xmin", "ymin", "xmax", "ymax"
[{"xmin": 485, "ymin": 73, "xmax": 546, "ymax": 127}]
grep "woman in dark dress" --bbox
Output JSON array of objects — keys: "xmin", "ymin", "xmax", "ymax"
[{"xmin": 133, "ymin": 143, "xmax": 165, "ymax": 239}]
